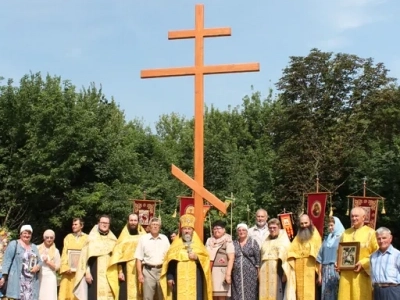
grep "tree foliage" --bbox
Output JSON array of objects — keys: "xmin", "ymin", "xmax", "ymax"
[{"xmin": 1, "ymin": 49, "xmax": 400, "ymax": 246}]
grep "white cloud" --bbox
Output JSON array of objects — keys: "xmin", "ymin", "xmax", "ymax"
[
  {"xmin": 327, "ymin": 0, "xmax": 387, "ymax": 31},
  {"xmin": 333, "ymin": 12, "xmax": 372, "ymax": 31},
  {"xmin": 315, "ymin": 36, "xmax": 349, "ymax": 50},
  {"xmin": 311, "ymin": 0, "xmax": 388, "ymax": 49},
  {"xmin": 337, "ymin": 0, "xmax": 387, "ymax": 8},
  {"xmin": 65, "ymin": 48, "xmax": 83, "ymax": 59}
]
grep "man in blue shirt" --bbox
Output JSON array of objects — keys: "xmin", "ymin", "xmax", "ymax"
[{"xmin": 370, "ymin": 227, "xmax": 400, "ymax": 300}]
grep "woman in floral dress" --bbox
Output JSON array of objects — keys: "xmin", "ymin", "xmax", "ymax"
[
  {"xmin": 231, "ymin": 223, "xmax": 260, "ymax": 300},
  {"xmin": 0, "ymin": 224, "xmax": 41, "ymax": 300}
]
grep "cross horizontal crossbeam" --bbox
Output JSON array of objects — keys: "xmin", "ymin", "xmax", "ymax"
[{"xmin": 141, "ymin": 63, "xmax": 259, "ymax": 78}]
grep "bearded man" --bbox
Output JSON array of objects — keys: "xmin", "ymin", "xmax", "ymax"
[
  {"xmin": 160, "ymin": 214, "xmax": 212, "ymax": 300},
  {"xmin": 337, "ymin": 207, "xmax": 378, "ymax": 300},
  {"xmin": 248, "ymin": 209, "xmax": 269, "ymax": 247},
  {"xmin": 287, "ymin": 214, "xmax": 322, "ymax": 300},
  {"xmin": 259, "ymin": 218, "xmax": 295, "ymax": 300},
  {"xmin": 108, "ymin": 213, "xmax": 147, "ymax": 300}
]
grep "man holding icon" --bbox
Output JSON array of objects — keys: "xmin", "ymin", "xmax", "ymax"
[{"xmin": 59, "ymin": 218, "xmax": 88, "ymax": 300}]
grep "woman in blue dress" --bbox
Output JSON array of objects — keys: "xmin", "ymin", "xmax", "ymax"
[
  {"xmin": 231, "ymin": 223, "xmax": 260, "ymax": 300},
  {"xmin": 317, "ymin": 216, "xmax": 345, "ymax": 300}
]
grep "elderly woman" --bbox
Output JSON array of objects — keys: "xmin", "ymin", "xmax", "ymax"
[
  {"xmin": 317, "ymin": 216, "xmax": 345, "ymax": 300},
  {"xmin": 205, "ymin": 220, "xmax": 235, "ymax": 300},
  {"xmin": 38, "ymin": 229, "xmax": 60, "ymax": 300},
  {"xmin": 231, "ymin": 223, "xmax": 260, "ymax": 300},
  {"xmin": 0, "ymin": 224, "xmax": 42, "ymax": 300}
]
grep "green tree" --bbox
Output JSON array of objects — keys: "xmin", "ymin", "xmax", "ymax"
[
  {"xmin": 0, "ymin": 73, "xmax": 142, "ymax": 238},
  {"xmin": 272, "ymin": 48, "xmax": 395, "ymax": 213}
]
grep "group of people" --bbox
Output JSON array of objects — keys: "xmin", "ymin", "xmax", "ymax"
[
  {"xmin": 249, "ymin": 207, "xmax": 399, "ymax": 300},
  {"xmin": 0, "ymin": 225, "xmax": 61, "ymax": 300},
  {"xmin": 0, "ymin": 206, "xmax": 399, "ymax": 300}
]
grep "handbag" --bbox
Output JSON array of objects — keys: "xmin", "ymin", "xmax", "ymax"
[
  {"xmin": 212, "ymin": 242, "xmax": 228, "ymax": 268},
  {"xmin": 0, "ymin": 240, "xmax": 18, "ymax": 295}
]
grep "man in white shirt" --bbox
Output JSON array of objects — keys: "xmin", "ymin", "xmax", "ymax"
[
  {"xmin": 248, "ymin": 209, "xmax": 269, "ymax": 247},
  {"xmin": 135, "ymin": 217, "xmax": 170, "ymax": 300}
]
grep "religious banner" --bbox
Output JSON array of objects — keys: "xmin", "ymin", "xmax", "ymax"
[
  {"xmin": 203, "ymin": 204, "xmax": 212, "ymax": 218},
  {"xmin": 179, "ymin": 197, "xmax": 195, "ymax": 217},
  {"xmin": 133, "ymin": 200, "xmax": 156, "ymax": 231},
  {"xmin": 307, "ymin": 193, "xmax": 328, "ymax": 237},
  {"xmin": 352, "ymin": 197, "xmax": 379, "ymax": 229},
  {"xmin": 219, "ymin": 199, "xmax": 233, "ymax": 217},
  {"xmin": 278, "ymin": 213, "xmax": 295, "ymax": 241},
  {"xmin": 179, "ymin": 196, "xmax": 212, "ymax": 219}
]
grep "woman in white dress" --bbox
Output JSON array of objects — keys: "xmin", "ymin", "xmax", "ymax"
[{"xmin": 38, "ymin": 229, "xmax": 61, "ymax": 300}]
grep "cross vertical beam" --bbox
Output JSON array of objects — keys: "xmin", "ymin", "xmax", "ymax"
[
  {"xmin": 194, "ymin": 5, "xmax": 205, "ymax": 238},
  {"xmin": 140, "ymin": 4, "xmax": 260, "ymax": 241}
]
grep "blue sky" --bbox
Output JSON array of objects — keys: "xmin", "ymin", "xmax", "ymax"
[{"xmin": 1, "ymin": 0, "xmax": 399, "ymax": 129}]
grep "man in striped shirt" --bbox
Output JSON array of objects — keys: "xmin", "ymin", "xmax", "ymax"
[{"xmin": 370, "ymin": 227, "xmax": 400, "ymax": 300}]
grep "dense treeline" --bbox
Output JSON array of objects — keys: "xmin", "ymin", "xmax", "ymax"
[{"xmin": 1, "ymin": 49, "xmax": 400, "ymax": 247}]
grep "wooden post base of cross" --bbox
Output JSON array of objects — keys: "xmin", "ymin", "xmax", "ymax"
[{"xmin": 172, "ymin": 164, "xmax": 226, "ymax": 239}]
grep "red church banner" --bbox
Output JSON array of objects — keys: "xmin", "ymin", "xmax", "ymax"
[
  {"xmin": 179, "ymin": 196, "xmax": 212, "ymax": 219},
  {"xmin": 307, "ymin": 193, "xmax": 328, "ymax": 237},
  {"xmin": 133, "ymin": 200, "xmax": 157, "ymax": 231},
  {"xmin": 180, "ymin": 197, "xmax": 195, "ymax": 217},
  {"xmin": 352, "ymin": 197, "xmax": 378, "ymax": 229}
]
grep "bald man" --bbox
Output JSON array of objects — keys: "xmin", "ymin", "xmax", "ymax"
[
  {"xmin": 337, "ymin": 207, "xmax": 378, "ymax": 300},
  {"xmin": 287, "ymin": 214, "xmax": 322, "ymax": 300}
]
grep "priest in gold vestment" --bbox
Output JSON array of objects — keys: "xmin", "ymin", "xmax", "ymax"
[
  {"xmin": 108, "ymin": 213, "xmax": 146, "ymax": 300},
  {"xmin": 337, "ymin": 207, "xmax": 378, "ymax": 300},
  {"xmin": 59, "ymin": 218, "xmax": 88, "ymax": 300},
  {"xmin": 73, "ymin": 215, "xmax": 118, "ymax": 300},
  {"xmin": 259, "ymin": 218, "xmax": 295, "ymax": 300},
  {"xmin": 160, "ymin": 214, "xmax": 212, "ymax": 300},
  {"xmin": 287, "ymin": 214, "xmax": 322, "ymax": 300}
]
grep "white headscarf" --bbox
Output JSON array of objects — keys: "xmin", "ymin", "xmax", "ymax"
[
  {"xmin": 236, "ymin": 223, "xmax": 248, "ymax": 231},
  {"xmin": 20, "ymin": 224, "xmax": 33, "ymax": 233}
]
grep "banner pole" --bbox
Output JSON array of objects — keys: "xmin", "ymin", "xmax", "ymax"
[{"xmin": 230, "ymin": 198, "xmax": 233, "ymax": 236}]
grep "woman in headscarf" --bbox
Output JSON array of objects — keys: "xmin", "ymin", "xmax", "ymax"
[
  {"xmin": 317, "ymin": 216, "xmax": 345, "ymax": 300},
  {"xmin": 205, "ymin": 220, "xmax": 234, "ymax": 300},
  {"xmin": 0, "ymin": 224, "xmax": 42, "ymax": 300},
  {"xmin": 231, "ymin": 223, "xmax": 260, "ymax": 300},
  {"xmin": 38, "ymin": 229, "xmax": 60, "ymax": 300}
]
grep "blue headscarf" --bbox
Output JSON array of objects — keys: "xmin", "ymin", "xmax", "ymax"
[{"xmin": 326, "ymin": 216, "xmax": 345, "ymax": 248}]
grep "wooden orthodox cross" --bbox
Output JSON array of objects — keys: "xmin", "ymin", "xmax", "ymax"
[{"xmin": 141, "ymin": 4, "xmax": 260, "ymax": 241}]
